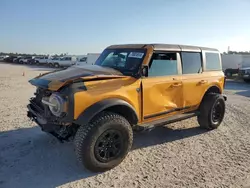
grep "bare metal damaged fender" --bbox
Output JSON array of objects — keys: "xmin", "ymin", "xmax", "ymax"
[{"xmin": 29, "ymin": 65, "xmax": 126, "ymax": 91}]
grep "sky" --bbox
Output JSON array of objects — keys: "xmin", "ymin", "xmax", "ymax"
[{"xmin": 1, "ymin": 0, "xmax": 250, "ymax": 55}]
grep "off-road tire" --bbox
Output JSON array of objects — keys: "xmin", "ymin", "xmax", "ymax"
[
  {"xmin": 74, "ymin": 111, "xmax": 133, "ymax": 172},
  {"xmin": 198, "ymin": 93, "xmax": 225, "ymax": 130}
]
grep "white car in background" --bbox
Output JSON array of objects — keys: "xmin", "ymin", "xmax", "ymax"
[
  {"xmin": 34, "ymin": 56, "xmax": 49, "ymax": 65},
  {"xmin": 13, "ymin": 56, "xmax": 22, "ymax": 62},
  {"xmin": 0, "ymin": 55, "xmax": 8, "ymax": 61},
  {"xmin": 49, "ymin": 56, "xmax": 77, "ymax": 68},
  {"xmin": 47, "ymin": 56, "xmax": 61, "ymax": 67},
  {"xmin": 76, "ymin": 53, "xmax": 100, "ymax": 66},
  {"xmin": 19, "ymin": 56, "xmax": 34, "ymax": 64}
]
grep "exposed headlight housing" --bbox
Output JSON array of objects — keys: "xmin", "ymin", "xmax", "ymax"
[{"xmin": 42, "ymin": 93, "xmax": 67, "ymax": 117}]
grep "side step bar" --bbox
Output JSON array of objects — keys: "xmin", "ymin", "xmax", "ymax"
[{"xmin": 134, "ymin": 111, "xmax": 199, "ymax": 132}]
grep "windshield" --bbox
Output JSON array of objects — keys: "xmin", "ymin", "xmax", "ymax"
[{"xmin": 95, "ymin": 49, "xmax": 146, "ymax": 76}]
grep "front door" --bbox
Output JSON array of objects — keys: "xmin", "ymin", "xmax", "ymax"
[{"xmin": 142, "ymin": 52, "xmax": 183, "ymax": 121}]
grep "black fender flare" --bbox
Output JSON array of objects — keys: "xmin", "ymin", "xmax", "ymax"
[
  {"xmin": 74, "ymin": 98, "xmax": 139, "ymax": 126},
  {"xmin": 201, "ymin": 85, "xmax": 227, "ymax": 102}
]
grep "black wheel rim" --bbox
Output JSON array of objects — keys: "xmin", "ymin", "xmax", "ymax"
[
  {"xmin": 211, "ymin": 100, "xmax": 224, "ymax": 123},
  {"xmin": 94, "ymin": 129, "xmax": 123, "ymax": 163}
]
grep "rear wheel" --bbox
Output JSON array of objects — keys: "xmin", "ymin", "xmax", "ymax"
[
  {"xmin": 74, "ymin": 111, "xmax": 133, "ymax": 172},
  {"xmin": 198, "ymin": 93, "xmax": 225, "ymax": 130},
  {"xmin": 54, "ymin": 63, "xmax": 59, "ymax": 68}
]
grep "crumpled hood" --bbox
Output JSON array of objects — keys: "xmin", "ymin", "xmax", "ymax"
[{"xmin": 29, "ymin": 65, "xmax": 126, "ymax": 91}]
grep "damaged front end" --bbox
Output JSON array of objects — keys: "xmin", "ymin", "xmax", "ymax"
[
  {"xmin": 27, "ymin": 65, "xmax": 126, "ymax": 141},
  {"xmin": 27, "ymin": 87, "xmax": 77, "ymax": 142}
]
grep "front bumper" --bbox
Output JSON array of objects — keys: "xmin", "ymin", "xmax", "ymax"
[{"xmin": 27, "ymin": 99, "xmax": 60, "ymax": 132}]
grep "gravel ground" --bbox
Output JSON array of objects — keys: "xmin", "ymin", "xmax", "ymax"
[{"xmin": 0, "ymin": 63, "xmax": 250, "ymax": 188}]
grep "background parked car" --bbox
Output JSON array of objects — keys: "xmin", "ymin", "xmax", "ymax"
[
  {"xmin": 47, "ymin": 57, "xmax": 61, "ymax": 67},
  {"xmin": 52, "ymin": 56, "xmax": 77, "ymax": 67},
  {"xmin": 34, "ymin": 56, "xmax": 49, "ymax": 65},
  {"xmin": 19, "ymin": 56, "xmax": 33, "ymax": 64},
  {"xmin": 238, "ymin": 67, "xmax": 250, "ymax": 83},
  {"xmin": 4, "ymin": 55, "xmax": 18, "ymax": 63},
  {"xmin": 76, "ymin": 53, "xmax": 100, "ymax": 66},
  {"xmin": 0, "ymin": 55, "xmax": 9, "ymax": 61},
  {"xmin": 13, "ymin": 56, "xmax": 22, "ymax": 63}
]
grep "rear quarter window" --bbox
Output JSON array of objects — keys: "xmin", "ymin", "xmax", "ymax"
[{"xmin": 205, "ymin": 52, "xmax": 221, "ymax": 70}]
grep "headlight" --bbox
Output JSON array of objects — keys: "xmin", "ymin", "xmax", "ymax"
[{"xmin": 42, "ymin": 93, "xmax": 67, "ymax": 117}]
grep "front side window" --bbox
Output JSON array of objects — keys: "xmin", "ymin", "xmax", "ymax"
[
  {"xmin": 95, "ymin": 49, "xmax": 146, "ymax": 76},
  {"xmin": 205, "ymin": 52, "xmax": 221, "ymax": 70},
  {"xmin": 181, "ymin": 52, "xmax": 202, "ymax": 74},
  {"xmin": 148, "ymin": 53, "xmax": 178, "ymax": 77}
]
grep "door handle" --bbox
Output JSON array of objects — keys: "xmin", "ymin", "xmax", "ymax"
[
  {"xmin": 199, "ymin": 80, "xmax": 208, "ymax": 84},
  {"xmin": 171, "ymin": 82, "xmax": 182, "ymax": 87}
]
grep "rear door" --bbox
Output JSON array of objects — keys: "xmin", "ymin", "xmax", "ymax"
[
  {"xmin": 142, "ymin": 52, "xmax": 183, "ymax": 121},
  {"xmin": 181, "ymin": 52, "xmax": 209, "ymax": 108}
]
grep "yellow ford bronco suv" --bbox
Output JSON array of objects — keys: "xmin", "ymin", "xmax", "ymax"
[{"xmin": 27, "ymin": 44, "xmax": 227, "ymax": 172}]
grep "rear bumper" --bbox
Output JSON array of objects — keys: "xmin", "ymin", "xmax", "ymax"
[{"xmin": 222, "ymin": 94, "xmax": 227, "ymax": 101}]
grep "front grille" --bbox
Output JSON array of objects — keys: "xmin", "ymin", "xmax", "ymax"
[
  {"xmin": 30, "ymin": 98, "xmax": 44, "ymax": 114},
  {"xmin": 29, "ymin": 88, "xmax": 53, "ymax": 117}
]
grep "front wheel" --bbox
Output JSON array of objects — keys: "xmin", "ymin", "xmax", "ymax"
[
  {"xmin": 74, "ymin": 111, "xmax": 133, "ymax": 172},
  {"xmin": 198, "ymin": 93, "xmax": 225, "ymax": 130}
]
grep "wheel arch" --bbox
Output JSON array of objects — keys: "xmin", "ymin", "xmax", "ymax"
[
  {"xmin": 204, "ymin": 85, "xmax": 222, "ymax": 95},
  {"xmin": 74, "ymin": 98, "xmax": 139, "ymax": 126},
  {"xmin": 200, "ymin": 85, "xmax": 226, "ymax": 105}
]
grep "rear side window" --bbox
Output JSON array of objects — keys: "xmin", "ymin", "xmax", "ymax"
[
  {"xmin": 148, "ymin": 53, "xmax": 178, "ymax": 77},
  {"xmin": 181, "ymin": 52, "xmax": 202, "ymax": 74},
  {"xmin": 205, "ymin": 52, "xmax": 221, "ymax": 70}
]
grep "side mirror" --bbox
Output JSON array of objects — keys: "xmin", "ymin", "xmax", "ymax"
[{"xmin": 142, "ymin": 66, "xmax": 148, "ymax": 77}]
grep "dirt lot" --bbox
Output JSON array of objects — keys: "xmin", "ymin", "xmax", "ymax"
[{"xmin": 0, "ymin": 63, "xmax": 250, "ymax": 188}]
